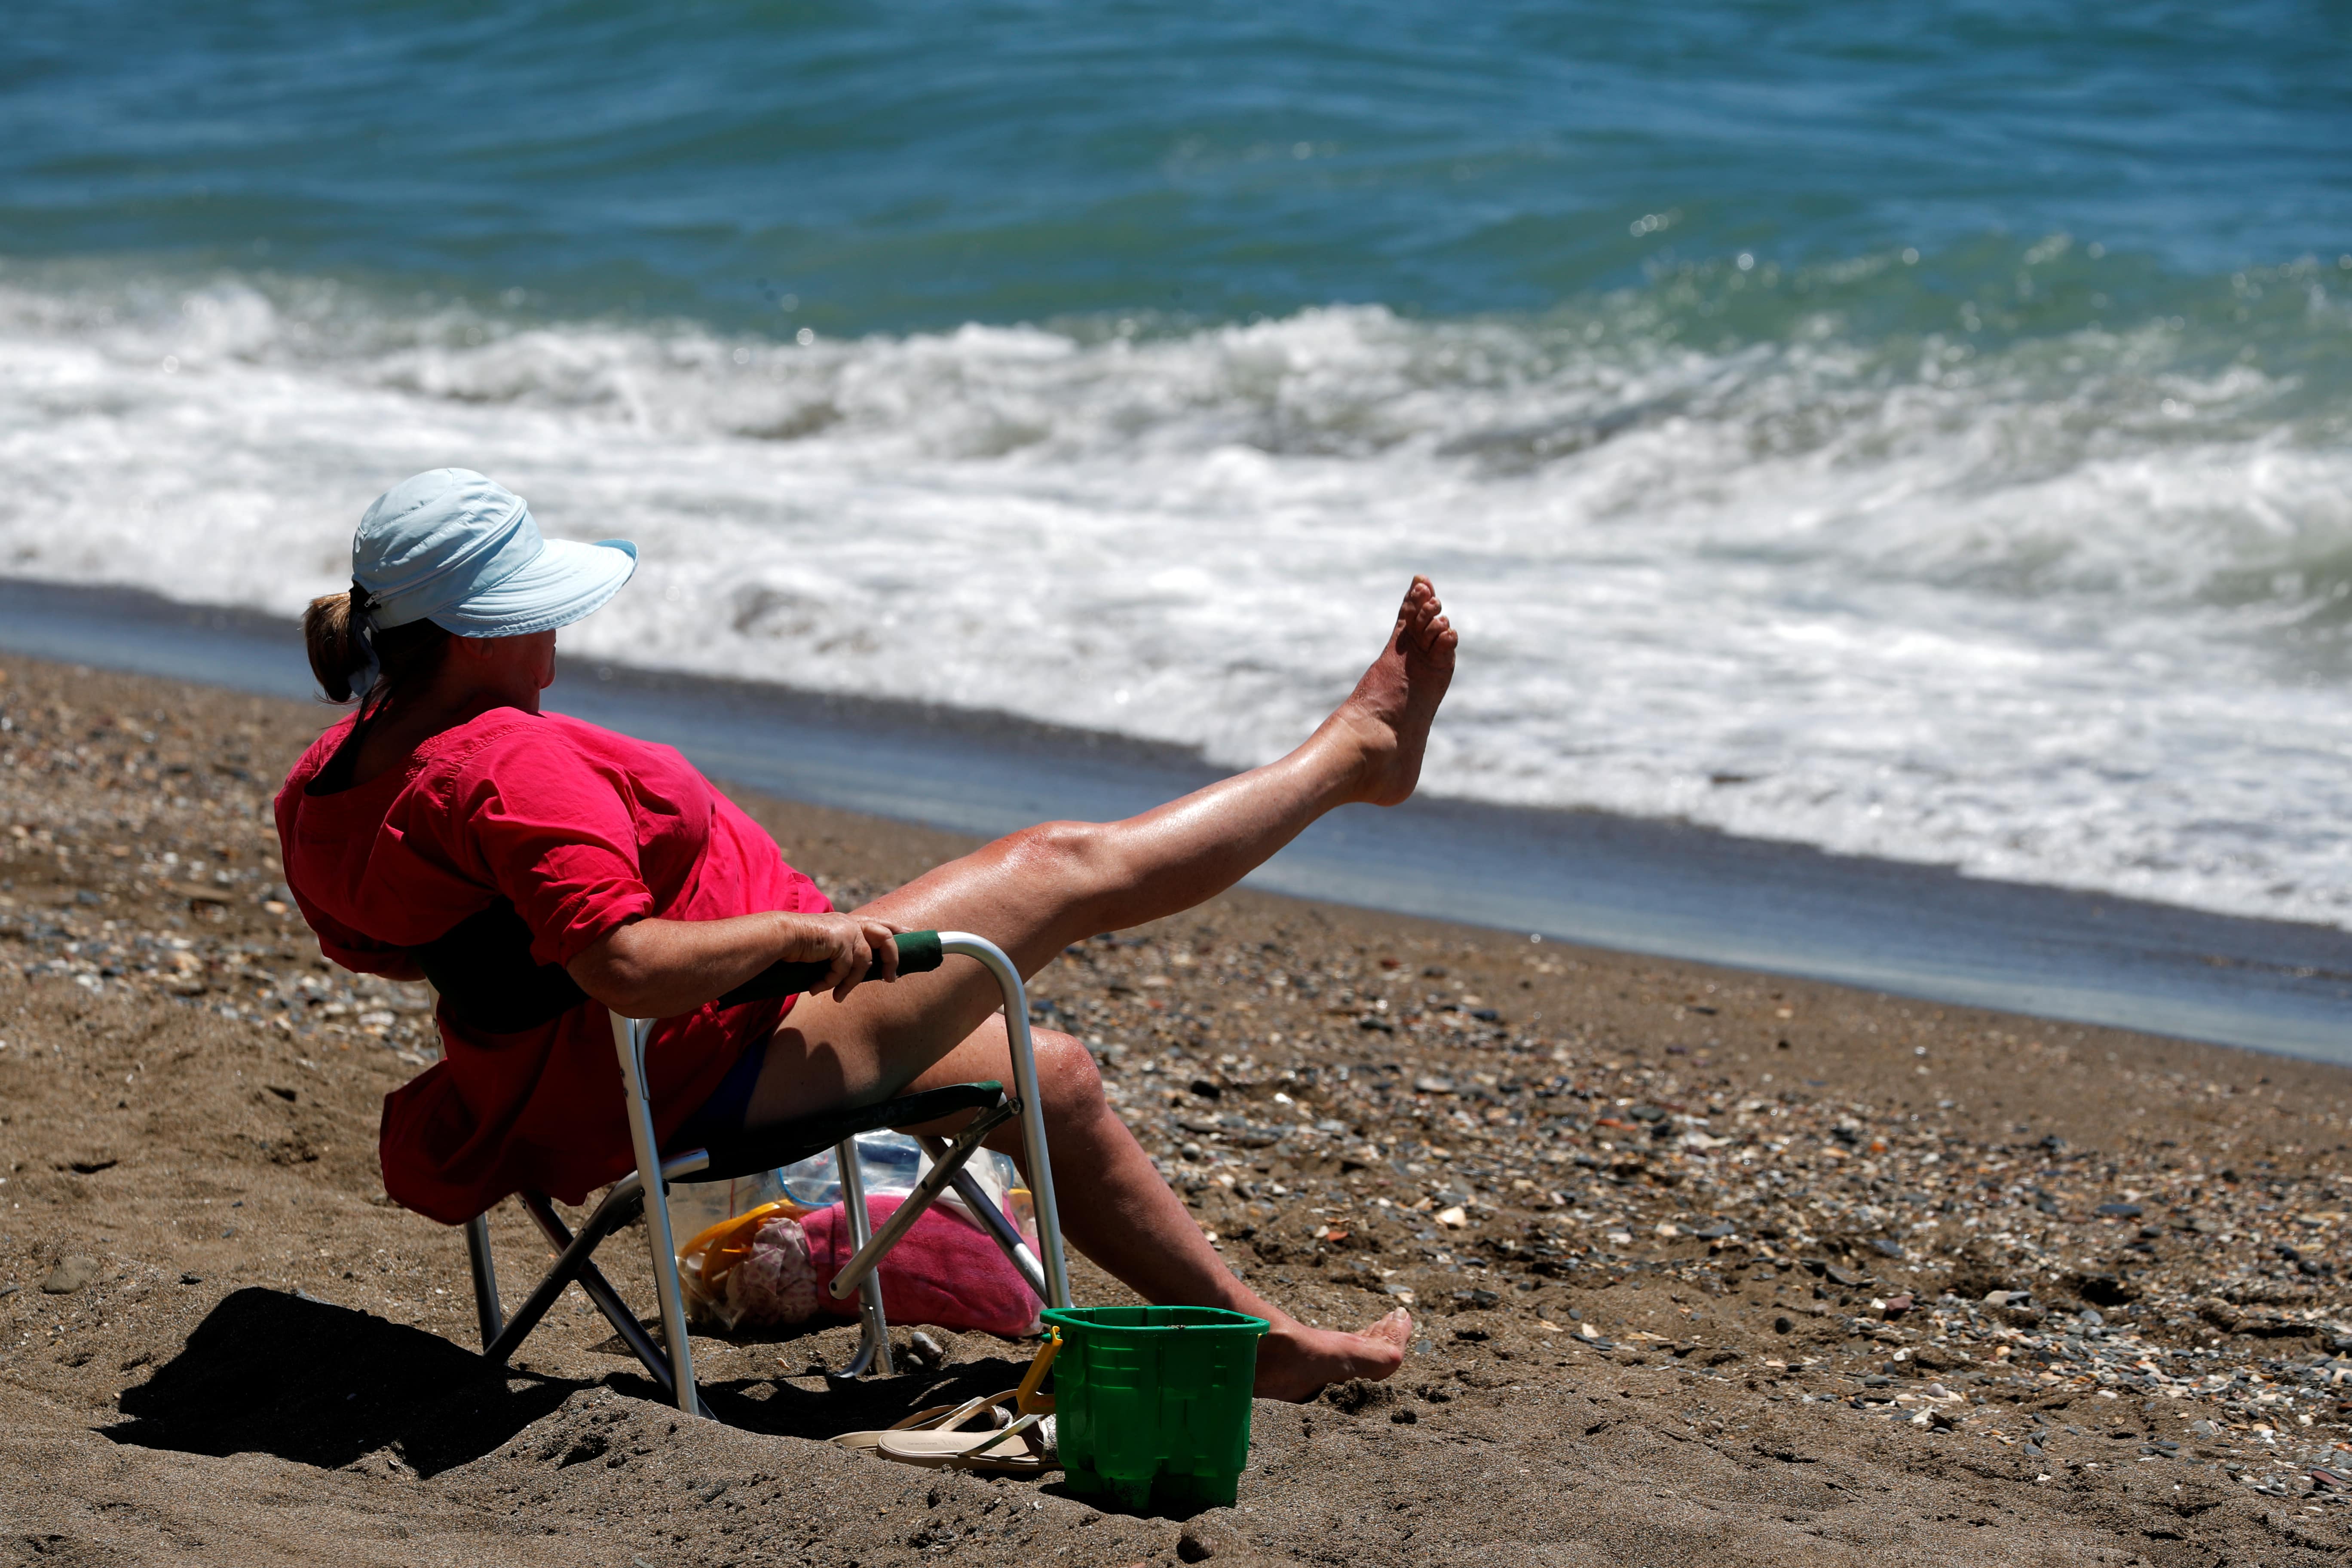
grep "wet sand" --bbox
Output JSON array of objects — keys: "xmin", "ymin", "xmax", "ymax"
[{"xmin": 3, "ymin": 655, "xmax": 2350, "ymax": 1566}]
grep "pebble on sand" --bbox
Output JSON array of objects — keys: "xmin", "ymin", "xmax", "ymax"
[{"xmin": 40, "ymin": 1256, "xmax": 98, "ymax": 1295}]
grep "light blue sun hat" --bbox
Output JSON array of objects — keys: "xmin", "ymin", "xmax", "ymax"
[{"xmin": 353, "ymin": 468, "xmax": 636, "ymax": 637}]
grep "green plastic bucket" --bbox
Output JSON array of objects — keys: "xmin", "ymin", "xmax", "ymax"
[{"xmin": 1040, "ymin": 1305, "xmax": 1268, "ymax": 1512}]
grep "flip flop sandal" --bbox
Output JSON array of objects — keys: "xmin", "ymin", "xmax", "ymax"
[
  {"xmin": 834, "ymin": 1331, "xmax": 1062, "ymax": 1466},
  {"xmin": 829, "ymin": 1392, "xmax": 1010, "ymax": 1455},
  {"xmin": 875, "ymin": 1411, "xmax": 1057, "ymax": 1474}
]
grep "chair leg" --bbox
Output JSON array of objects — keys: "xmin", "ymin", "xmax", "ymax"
[
  {"xmin": 611, "ymin": 1011, "xmax": 705, "ymax": 1416},
  {"xmin": 831, "ymin": 1135, "xmax": 896, "ymax": 1381},
  {"xmin": 463, "ymin": 1210, "xmax": 504, "ymax": 1349},
  {"xmin": 517, "ymin": 1191, "xmax": 678, "ymax": 1399},
  {"xmin": 919, "ymin": 1136, "xmax": 1049, "ymax": 1301},
  {"xmin": 937, "ymin": 933, "xmax": 1072, "ymax": 1310},
  {"xmin": 432, "ymin": 980, "xmax": 510, "ymax": 1354},
  {"xmin": 828, "ymin": 1099, "xmax": 1016, "ymax": 1305},
  {"xmin": 484, "ymin": 1173, "xmax": 657, "ymax": 1373}
]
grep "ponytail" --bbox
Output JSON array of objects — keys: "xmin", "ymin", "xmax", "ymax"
[
  {"xmin": 302, "ymin": 585, "xmax": 453, "ymax": 710},
  {"xmin": 302, "ymin": 585, "xmax": 456, "ymax": 794},
  {"xmin": 303, "ymin": 586, "xmax": 373, "ymax": 703}
]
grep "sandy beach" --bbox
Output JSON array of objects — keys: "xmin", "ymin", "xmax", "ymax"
[{"xmin": 5, "ymin": 653, "xmax": 2351, "ymax": 1566}]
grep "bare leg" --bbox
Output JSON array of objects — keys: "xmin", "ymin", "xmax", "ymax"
[
  {"xmin": 747, "ymin": 579, "xmax": 1453, "ymax": 1398},
  {"xmin": 896, "ymin": 1016, "xmax": 1411, "ymax": 1401}
]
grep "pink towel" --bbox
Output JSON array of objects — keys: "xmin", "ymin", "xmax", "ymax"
[{"xmin": 800, "ymin": 1194, "xmax": 1042, "ymax": 1338}]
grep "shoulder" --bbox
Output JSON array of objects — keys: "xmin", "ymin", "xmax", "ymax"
[
  {"xmin": 273, "ymin": 714, "xmax": 358, "ymax": 813},
  {"xmin": 279, "ymin": 714, "xmax": 358, "ymax": 787},
  {"xmin": 428, "ymin": 710, "xmax": 699, "ymax": 794}
]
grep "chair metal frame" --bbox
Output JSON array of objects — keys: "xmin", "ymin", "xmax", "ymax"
[{"xmin": 452, "ymin": 931, "xmax": 1071, "ymax": 1418}]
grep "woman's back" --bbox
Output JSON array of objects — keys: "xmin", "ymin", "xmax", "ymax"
[{"xmin": 278, "ymin": 701, "xmax": 828, "ymax": 1223}]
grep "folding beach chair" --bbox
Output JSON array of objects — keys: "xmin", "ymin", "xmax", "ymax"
[{"xmin": 414, "ymin": 922, "xmax": 1070, "ymax": 1419}]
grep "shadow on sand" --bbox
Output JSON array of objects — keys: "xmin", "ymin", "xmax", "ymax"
[
  {"xmin": 103, "ymin": 1287, "xmax": 584, "ymax": 1476},
  {"xmin": 103, "ymin": 1287, "xmax": 1054, "ymax": 1481}
]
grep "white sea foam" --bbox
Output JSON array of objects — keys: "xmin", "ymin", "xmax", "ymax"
[{"xmin": 4, "ymin": 269, "xmax": 2349, "ymax": 928}]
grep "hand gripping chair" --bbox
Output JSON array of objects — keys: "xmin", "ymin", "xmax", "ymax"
[{"xmin": 413, "ymin": 915, "xmax": 1071, "ymax": 1419}]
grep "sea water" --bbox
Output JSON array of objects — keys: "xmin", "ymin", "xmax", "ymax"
[{"xmin": 4, "ymin": 2, "xmax": 2349, "ymax": 929}]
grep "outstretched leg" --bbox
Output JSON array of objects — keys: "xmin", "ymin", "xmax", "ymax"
[
  {"xmin": 898, "ymin": 1014, "xmax": 1413, "ymax": 1400},
  {"xmin": 747, "ymin": 578, "xmax": 1454, "ymax": 1397}
]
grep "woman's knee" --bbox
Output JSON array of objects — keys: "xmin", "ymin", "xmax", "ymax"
[{"xmin": 1026, "ymin": 1026, "xmax": 1105, "ymax": 1113}]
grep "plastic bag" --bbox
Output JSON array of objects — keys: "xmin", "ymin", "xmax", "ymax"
[
  {"xmin": 675, "ymin": 1133, "xmax": 1044, "ymax": 1336},
  {"xmin": 773, "ymin": 1131, "xmax": 1037, "ymax": 1246},
  {"xmin": 677, "ymin": 1198, "xmax": 820, "ymax": 1332},
  {"xmin": 666, "ymin": 1167, "xmax": 794, "ymax": 1252}
]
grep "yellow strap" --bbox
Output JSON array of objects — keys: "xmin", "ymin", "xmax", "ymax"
[
  {"xmin": 679, "ymin": 1197, "xmax": 815, "ymax": 1285},
  {"xmin": 1014, "ymin": 1327, "xmax": 1060, "ymax": 1415}
]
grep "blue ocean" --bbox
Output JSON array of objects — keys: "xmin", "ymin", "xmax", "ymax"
[{"xmin": 5, "ymin": 1, "xmax": 2350, "ymax": 927}]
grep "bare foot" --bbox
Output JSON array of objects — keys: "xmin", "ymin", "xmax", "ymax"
[
  {"xmin": 1252, "ymin": 1308, "xmax": 1413, "ymax": 1402},
  {"xmin": 1325, "ymin": 576, "xmax": 1456, "ymax": 807}
]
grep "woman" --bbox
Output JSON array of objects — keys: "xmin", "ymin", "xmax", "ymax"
[{"xmin": 277, "ymin": 468, "xmax": 1455, "ymax": 1400}]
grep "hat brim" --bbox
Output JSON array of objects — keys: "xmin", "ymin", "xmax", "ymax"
[{"xmin": 429, "ymin": 538, "xmax": 638, "ymax": 637}]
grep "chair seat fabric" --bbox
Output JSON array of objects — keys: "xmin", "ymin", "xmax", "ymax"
[{"xmin": 683, "ymin": 1081, "xmax": 1007, "ymax": 1185}]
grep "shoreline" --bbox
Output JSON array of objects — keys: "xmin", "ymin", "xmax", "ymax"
[
  {"xmin": 3, "ymin": 574, "xmax": 2348, "ymax": 1060},
  {"xmin": 4, "ymin": 653, "xmax": 2352, "ymax": 1564}
]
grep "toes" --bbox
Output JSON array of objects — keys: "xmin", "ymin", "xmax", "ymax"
[
  {"xmin": 1376, "ymin": 576, "xmax": 1457, "ymax": 682},
  {"xmin": 1395, "ymin": 579, "xmax": 1446, "ymax": 639}
]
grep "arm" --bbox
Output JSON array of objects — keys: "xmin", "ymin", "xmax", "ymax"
[{"xmin": 566, "ymin": 909, "xmax": 904, "ymax": 1019}]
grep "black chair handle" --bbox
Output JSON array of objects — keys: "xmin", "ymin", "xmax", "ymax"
[
  {"xmin": 414, "ymin": 903, "xmax": 945, "ymax": 1035},
  {"xmin": 716, "ymin": 928, "xmax": 944, "ymax": 1007}
]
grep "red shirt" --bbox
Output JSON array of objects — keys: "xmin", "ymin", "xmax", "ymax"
[{"xmin": 274, "ymin": 708, "xmax": 830, "ymax": 1224}]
